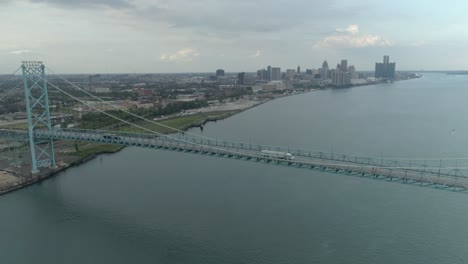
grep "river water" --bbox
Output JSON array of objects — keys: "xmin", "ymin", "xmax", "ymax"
[{"xmin": 1, "ymin": 73, "xmax": 468, "ymax": 263}]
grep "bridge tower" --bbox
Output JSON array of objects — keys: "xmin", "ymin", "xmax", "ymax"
[{"xmin": 21, "ymin": 61, "xmax": 56, "ymax": 173}]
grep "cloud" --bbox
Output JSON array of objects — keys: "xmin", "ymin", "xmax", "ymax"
[
  {"xmin": 336, "ymin": 24, "xmax": 359, "ymax": 34},
  {"xmin": 10, "ymin": 49, "xmax": 33, "ymax": 55},
  {"xmin": 408, "ymin": 41, "xmax": 426, "ymax": 47},
  {"xmin": 315, "ymin": 25, "xmax": 392, "ymax": 48},
  {"xmin": 315, "ymin": 34, "xmax": 392, "ymax": 48},
  {"xmin": 21, "ymin": 0, "xmax": 363, "ymax": 35},
  {"xmin": 160, "ymin": 48, "xmax": 200, "ymax": 62},
  {"xmin": 29, "ymin": 0, "xmax": 131, "ymax": 8},
  {"xmin": 250, "ymin": 50, "xmax": 261, "ymax": 58}
]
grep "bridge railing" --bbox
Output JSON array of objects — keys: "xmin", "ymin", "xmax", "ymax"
[{"xmin": 6, "ymin": 128, "xmax": 468, "ymax": 179}]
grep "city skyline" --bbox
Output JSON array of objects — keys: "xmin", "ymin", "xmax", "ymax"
[{"xmin": 1, "ymin": 0, "xmax": 468, "ymax": 73}]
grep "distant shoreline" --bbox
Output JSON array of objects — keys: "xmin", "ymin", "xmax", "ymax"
[{"xmin": 446, "ymin": 72, "xmax": 468, "ymax": 75}]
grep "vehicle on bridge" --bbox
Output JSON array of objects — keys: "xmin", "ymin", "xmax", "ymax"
[
  {"xmin": 261, "ymin": 150, "xmax": 294, "ymax": 160},
  {"xmin": 102, "ymin": 134, "xmax": 122, "ymax": 141}
]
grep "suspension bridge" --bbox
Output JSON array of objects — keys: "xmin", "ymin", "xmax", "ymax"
[{"xmin": 1, "ymin": 61, "xmax": 468, "ymax": 193}]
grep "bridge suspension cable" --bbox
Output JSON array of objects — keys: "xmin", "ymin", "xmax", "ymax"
[
  {"xmin": 35, "ymin": 76, "xmax": 279, "ymax": 161},
  {"xmin": 44, "ymin": 80, "xmax": 187, "ymax": 139},
  {"xmin": 0, "ymin": 80, "xmax": 24, "ymax": 101},
  {"xmin": 46, "ymin": 66, "xmax": 223, "ymax": 142},
  {"xmin": 0, "ymin": 67, "xmax": 23, "ymax": 100},
  {"xmin": 0, "ymin": 66, "xmax": 21, "ymax": 87}
]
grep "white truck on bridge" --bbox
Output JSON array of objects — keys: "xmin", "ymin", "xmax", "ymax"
[{"xmin": 261, "ymin": 150, "xmax": 294, "ymax": 160}]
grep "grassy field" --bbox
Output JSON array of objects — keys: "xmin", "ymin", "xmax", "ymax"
[
  {"xmin": 71, "ymin": 144, "xmax": 123, "ymax": 159},
  {"xmin": 0, "ymin": 122, "xmax": 29, "ymax": 130},
  {"xmin": 61, "ymin": 110, "xmax": 239, "ymax": 159},
  {"xmin": 117, "ymin": 110, "xmax": 239, "ymax": 134}
]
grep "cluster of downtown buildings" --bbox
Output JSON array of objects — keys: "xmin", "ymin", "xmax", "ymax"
[{"xmin": 214, "ymin": 56, "xmax": 397, "ymax": 90}]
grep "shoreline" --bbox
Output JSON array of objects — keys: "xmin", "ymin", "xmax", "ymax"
[{"xmin": 0, "ymin": 76, "xmax": 420, "ymax": 196}]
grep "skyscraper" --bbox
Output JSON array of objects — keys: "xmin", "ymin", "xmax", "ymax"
[
  {"xmin": 216, "ymin": 69, "xmax": 225, "ymax": 77},
  {"xmin": 375, "ymin": 56, "xmax": 396, "ymax": 79},
  {"xmin": 257, "ymin": 69, "xmax": 269, "ymax": 81},
  {"xmin": 237, "ymin": 72, "xmax": 246, "ymax": 85},
  {"xmin": 331, "ymin": 59, "xmax": 352, "ymax": 87},
  {"xmin": 386, "ymin": 63, "xmax": 396, "ymax": 78},
  {"xmin": 347, "ymin": 65, "xmax": 358, "ymax": 79},
  {"xmin": 267, "ymin": 65, "xmax": 272, "ymax": 81},
  {"xmin": 297, "ymin": 66, "xmax": 301, "ymax": 74},
  {"xmin": 271, "ymin": 67, "xmax": 281, "ymax": 81},
  {"xmin": 257, "ymin": 65, "xmax": 282, "ymax": 81},
  {"xmin": 331, "ymin": 70, "xmax": 351, "ymax": 87},
  {"xmin": 286, "ymin": 69, "xmax": 296, "ymax": 78},
  {"xmin": 257, "ymin": 69, "xmax": 263, "ymax": 79},
  {"xmin": 322, "ymin": 60, "xmax": 329, "ymax": 69},
  {"xmin": 340, "ymin": 60, "xmax": 348, "ymax": 72},
  {"xmin": 320, "ymin": 60, "xmax": 329, "ymax": 79}
]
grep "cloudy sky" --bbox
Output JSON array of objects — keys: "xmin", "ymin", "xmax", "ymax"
[{"xmin": 1, "ymin": 0, "xmax": 468, "ymax": 73}]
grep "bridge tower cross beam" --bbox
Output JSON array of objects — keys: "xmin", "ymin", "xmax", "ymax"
[{"xmin": 21, "ymin": 61, "xmax": 57, "ymax": 174}]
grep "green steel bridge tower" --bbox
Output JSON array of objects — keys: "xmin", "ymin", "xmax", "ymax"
[{"xmin": 21, "ymin": 61, "xmax": 56, "ymax": 173}]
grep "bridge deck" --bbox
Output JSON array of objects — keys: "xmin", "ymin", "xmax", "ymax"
[{"xmin": 2, "ymin": 128, "xmax": 468, "ymax": 192}]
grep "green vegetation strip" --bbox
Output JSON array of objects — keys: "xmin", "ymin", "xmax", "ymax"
[
  {"xmin": 119, "ymin": 110, "xmax": 239, "ymax": 134},
  {"xmin": 71, "ymin": 144, "xmax": 123, "ymax": 159},
  {"xmin": 65, "ymin": 110, "xmax": 239, "ymax": 159}
]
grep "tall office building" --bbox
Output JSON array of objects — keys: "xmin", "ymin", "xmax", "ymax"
[
  {"xmin": 286, "ymin": 69, "xmax": 296, "ymax": 78},
  {"xmin": 257, "ymin": 65, "xmax": 282, "ymax": 81},
  {"xmin": 267, "ymin": 66, "xmax": 272, "ymax": 81},
  {"xmin": 257, "ymin": 69, "xmax": 269, "ymax": 81},
  {"xmin": 297, "ymin": 66, "xmax": 301, "ymax": 74},
  {"xmin": 271, "ymin": 67, "xmax": 281, "ymax": 81},
  {"xmin": 320, "ymin": 60, "xmax": 329, "ymax": 79},
  {"xmin": 237, "ymin": 72, "xmax": 246, "ymax": 85},
  {"xmin": 263, "ymin": 69, "xmax": 269, "ymax": 80},
  {"xmin": 386, "ymin": 63, "xmax": 396, "ymax": 78},
  {"xmin": 331, "ymin": 59, "xmax": 352, "ymax": 87},
  {"xmin": 347, "ymin": 65, "xmax": 358, "ymax": 79},
  {"xmin": 375, "ymin": 63, "xmax": 385, "ymax": 78},
  {"xmin": 331, "ymin": 70, "xmax": 351, "ymax": 87},
  {"xmin": 375, "ymin": 55, "xmax": 396, "ymax": 79},
  {"xmin": 340, "ymin": 60, "xmax": 348, "ymax": 72},
  {"xmin": 322, "ymin": 60, "xmax": 329, "ymax": 69},
  {"xmin": 216, "ymin": 69, "xmax": 225, "ymax": 77},
  {"xmin": 257, "ymin": 69, "xmax": 263, "ymax": 79}
]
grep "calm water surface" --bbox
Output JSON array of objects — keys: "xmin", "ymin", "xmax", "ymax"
[{"xmin": 1, "ymin": 73, "xmax": 468, "ymax": 263}]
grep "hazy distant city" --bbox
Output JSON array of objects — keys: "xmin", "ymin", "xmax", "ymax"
[{"xmin": 0, "ymin": 55, "xmax": 417, "ymax": 119}]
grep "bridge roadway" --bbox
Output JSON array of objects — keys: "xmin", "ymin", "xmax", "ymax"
[{"xmin": 2, "ymin": 128, "xmax": 468, "ymax": 192}]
